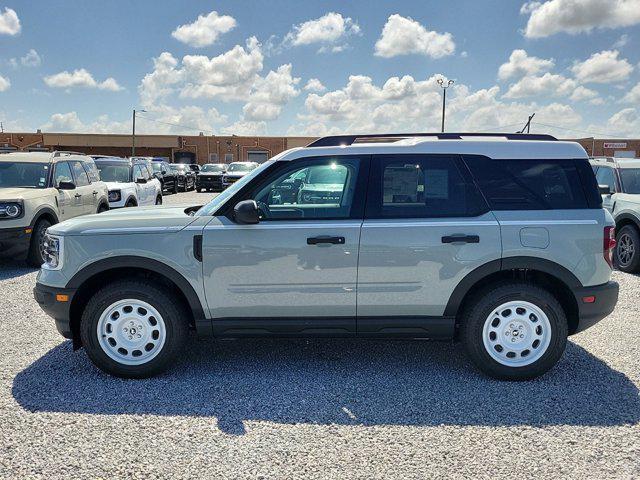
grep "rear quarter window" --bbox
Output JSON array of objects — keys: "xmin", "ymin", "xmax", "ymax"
[{"xmin": 463, "ymin": 155, "xmax": 597, "ymax": 210}]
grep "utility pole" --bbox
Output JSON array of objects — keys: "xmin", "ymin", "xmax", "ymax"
[
  {"xmin": 131, "ymin": 109, "xmax": 146, "ymax": 157},
  {"xmin": 437, "ymin": 78, "xmax": 454, "ymax": 133},
  {"xmin": 518, "ymin": 113, "xmax": 535, "ymax": 134},
  {"xmin": 0, "ymin": 121, "xmax": 3, "ymax": 133}
]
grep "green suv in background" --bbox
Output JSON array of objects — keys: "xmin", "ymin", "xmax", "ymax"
[
  {"xmin": 591, "ymin": 157, "xmax": 640, "ymax": 273},
  {"xmin": 0, "ymin": 152, "xmax": 109, "ymax": 266},
  {"xmin": 34, "ymin": 133, "xmax": 618, "ymax": 380}
]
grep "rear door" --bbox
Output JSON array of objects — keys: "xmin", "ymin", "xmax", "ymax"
[
  {"xmin": 52, "ymin": 161, "xmax": 80, "ymax": 220},
  {"xmin": 357, "ymin": 154, "xmax": 501, "ymax": 335}
]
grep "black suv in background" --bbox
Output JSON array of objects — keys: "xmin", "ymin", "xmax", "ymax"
[
  {"xmin": 150, "ymin": 161, "xmax": 178, "ymax": 194},
  {"xmin": 170, "ymin": 163, "xmax": 196, "ymax": 191},
  {"xmin": 197, "ymin": 163, "xmax": 227, "ymax": 192}
]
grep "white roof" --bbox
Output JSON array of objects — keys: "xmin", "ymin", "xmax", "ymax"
[
  {"xmin": 0, "ymin": 151, "xmax": 90, "ymax": 163},
  {"xmin": 590, "ymin": 157, "xmax": 640, "ymax": 169},
  {"xmin": 276, "ymin": 138, "xmax": 587, "ymax": 161}
]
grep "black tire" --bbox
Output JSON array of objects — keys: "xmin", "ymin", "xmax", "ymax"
[
  {"xmin": 196, "ymin": 187, "xmax": 202, "ymax": 193},
  {"xmin": 80, "ymin": 280, "xmax": 189, "ymax": 378},
  {"xmin": 155, "ymin": 194, "xmax": 162, "ymax": 205},
  {"xmin": 460, "ymin": 282, "xmax": 568, "ymax": 381},
  {"xmin": 172, "ymin": 182, "xmax": 178, "ymax": 194},
  {"xmin": 125, "ymin": 198, "xmax": 137, "ymax": 208},
  {"xmin": 26, "ymin": 218, "xmax": 51, "ymax": 267},
  {"xmin": 97, "ymin": 203, "xmax": 109, "ymax": 213},
  {"xmin": 615, "ymin": 225, "xmax": 640, "ymax": 273}
]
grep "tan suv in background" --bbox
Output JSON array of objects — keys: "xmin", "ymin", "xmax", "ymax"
[{"xmin": 0, "ymin": 151, "xmax": 109, "ymax": 266}]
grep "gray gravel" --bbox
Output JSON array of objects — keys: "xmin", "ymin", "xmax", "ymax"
[{"xmin": 1, "ymin": 191, "xmax": 639, "ymax": 479}]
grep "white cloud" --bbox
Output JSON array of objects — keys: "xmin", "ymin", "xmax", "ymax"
[
  {"xmin": 621, "ymin": 82, "xmax": 640, "ymax": 104},
  {"xmin": 20, "ymin": 49, "xmax": 41, "ymax": 67},
  {"xmin": 0, "ymin": 7, "xmax": 20, "ymax": 36},
  {"xmin": 504, "ymin": 73, "xmax": 577, "ymax": 99},
  {"xmin": 605, "ymin": 107, "xmax": 639, "ymax": 136},
  {"xmin": 374, "ymin": 14, "xmax": 455, "ymax": 59},
  {"xmin": 44, "ymin": 68, "xmax": 124, "ymax": 91},
  {"xmin": 498, "ymin": 49, "xmax": 554, "ymax": 80},
  {"xmin": 171, "ymin": 11, "xmax": 236, "ymax": 48},
  {"xmin": 613, "ymin": 33, "xmax": 630, "ymax": 48},
  {"xmin": 570, "ymin": 85, "xmax": 599, "ymax": 101},
  {"xmin": 522, "ymin": 0, "xmax": 640, "ymax": 38},
  {"xmin": 304, "ymin": 78, "xmax": 326, "ymax": 92},
  {"xmin": 0, "ymin": 75, "xmax": 10, "ymax": 92},
  {"xmin": 571, "ymin": 50, "xmax": 633, "ymax": 83},
  {"xmin": 296, "ymin": 73, "xmax": 582, "ymax": 136},
  {"xmin": 41, "ymin": 112, "xmax": 128, "ymax": 133},
  {"xmin": 139, "ymin": 52, "xmax": 183, "ymax": 104},
  {"xmin": 221, "ymin": 120, "xmax": 267, "ymax": 136},
  {"xmin": 285, "ymin": 12, "xmax": 360, "ymax": 51},
  {"xmin": 242, "ymin": 64, "xmax": 300, "ymax": 121}
]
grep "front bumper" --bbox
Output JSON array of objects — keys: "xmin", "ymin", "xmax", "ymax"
[
  {"xmin": 198, "ymin": 176, "xmax": 223, "ymax": 190},
  {"xmin": 34, "ymin": 282, "xmax": 77, "ymax": 339},
  {"xmin": 0, "ymin": 226, "xmax": 31, "ymax": 258},
  {"xmin": 572, "ymin": 280, "xmax": 619, "ymax": 334}
]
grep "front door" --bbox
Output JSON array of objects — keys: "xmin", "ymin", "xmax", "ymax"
[
  {"xmin": 69, "ymin": 161, "xmax": 94, "ymax": 215},
  {"xmin": 133, "ymin": 164, "xmax": 149, "ymax": 205},
  {"xmin": 202, "ymin": 155, "xmax": 368, "ymax": 335},
  {"xmin": 357, "ymin": 154, "xmax": 501, "ymax": 335},
  {"xmin": 52, "ymin": 161, "xmax": 80, "ymax": 220}
]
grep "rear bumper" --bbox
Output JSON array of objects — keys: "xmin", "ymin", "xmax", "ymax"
[
  {"xmin": 0, "ymin": 226, "xmax": 31, "ymax": 258},
  {"xmin": 34, "ymin": 282, "xmax": 77, "ymax": 339},
  {"xmin": 572, "ymin": 280, "xmax": 619, "ymax": 334}
]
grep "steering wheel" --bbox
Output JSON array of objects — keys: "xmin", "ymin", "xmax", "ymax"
[{"xmin": 256, "ymin": 200, "xmax": 270, "ymax": 219}]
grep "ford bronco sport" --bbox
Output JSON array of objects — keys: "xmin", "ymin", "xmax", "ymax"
[
  {"xmin": 34, "ymin": 133, "xmax": 619, "ymax": 380},
  {"xmin": 0, "ymin": 151, "xmax": 109, "ymax": 266}
]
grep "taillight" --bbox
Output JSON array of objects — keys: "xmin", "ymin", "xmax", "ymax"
[{"xmin": 604, "ymin": 226, "xmax": 616, "ymax": 269}]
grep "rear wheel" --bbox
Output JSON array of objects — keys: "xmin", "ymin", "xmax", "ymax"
[
  {"xmin": 125, "ymin": 198, "xmax": 137, "ymax": 208},
  {"xmin": 615, "ymin": 225, "xmax": 640, "ymax": 273},
  {"xmin": 80, "ymin": 280, "xmax": 189, "ymax": 378},
  {"xmin": 97, "ymin": 203, "xmax": 109, "ymax": 213},
  {"xmin": 155, "ymin": 194, "xmax": 162, "ymax": 205},
  {"xmin": 26, "ymin": 218, "xmax": 51, "ymax": 267},
  {"xmin": 460, "ymin": 282, "xmax": 568, "ymax": 380}
]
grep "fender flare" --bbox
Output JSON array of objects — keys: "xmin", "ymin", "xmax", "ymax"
[
  {"xmin": 443, "ymin": 256, "xmax": 581, "ymax": 317},
  {"xmin": 30, "ymin": 206, "xmax": 60, "ymax": 228},
  {"xmin": 66, "ymin": 256, "xmax": 205, "ymax": 325},
  {"xmin": 614, "ymin": 212, "xmax": 640, "ymax": 230}
]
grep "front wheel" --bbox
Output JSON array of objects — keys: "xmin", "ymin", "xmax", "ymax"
[
  {"xmin": 80, "ymin": 280, "xmax": 189, "ymax": 378},
  {"xmin": 460, "ymin": 282, "xmax": 568, "ymax": 380},
  {"xmin": 155, "ymin": 194, "xmax": 162, "ymax": 205},
  {"xmin": 615, "ymin": 225, "xmax": 640, "ymax": 273},
  {"xmin": 26, "ymin": 218, "xmax": 52, "ymax": 267}
]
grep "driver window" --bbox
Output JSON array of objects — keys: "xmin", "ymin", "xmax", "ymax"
[
  {"xmin": 54, "ymin": 162, "xmax": 73, "ymax": 187},
  {"xmin": 251, "ymin": 158, "xmax": 360, "ymax": 220}
]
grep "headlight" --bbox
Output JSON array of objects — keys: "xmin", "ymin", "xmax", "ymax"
[
  {"xmin": 0, "ymin": 201, "xmax": 23, "ymax": 219},
  {"xmin": 42, "ymin": 234, "xmax": 64, "ymax": 270},
  {"xmin": 108, "ymin": 190, "xmax": 121, "ymax": 202}
]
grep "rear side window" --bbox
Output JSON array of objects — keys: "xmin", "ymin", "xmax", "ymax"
[
  {"xmin": 82, "ymin": 161, "xmax": 100, "ymax": 183},
  {"xmin": 70, "ymin": 161, "xmax": 90, "ymax": 187},
  {"xmin": 366, "ymin": 155, "xmax": 487, "ymax": 218},
  {"xmin": 464, "ymin": 155, "xmax": 592, "ymax": 210}
]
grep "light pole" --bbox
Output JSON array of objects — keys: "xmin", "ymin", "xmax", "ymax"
[
  {"xmin": 132, "ymin": 109, "xmax": 146, "ymax": 157},
  {"xmin": 437, "ymin": 78, "xmax": 454, "ymax": 133}
]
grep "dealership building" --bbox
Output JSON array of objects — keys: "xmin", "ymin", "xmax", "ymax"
[{"xmin": 1, "ymin": 131, "xmax": 638, "ymax": 162}]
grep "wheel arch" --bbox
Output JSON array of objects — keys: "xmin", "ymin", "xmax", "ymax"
[
  {"xmin": 31, "ymin": 206, "xmax": 59, "ymax": 228},
  {"xmin": 66, "ymin": 256, "xmax": 207, "ymax": 348},
  {"xmin": 445, "ymin": 256, "xmax": 582, "ymax": 335},
  {"xmin": 615, "ymin": 212, "xmax": 640, "ymax": 233}
]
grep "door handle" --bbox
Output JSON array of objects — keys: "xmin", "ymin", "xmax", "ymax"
[
  {"xmin": 307, "ymin": 236, "xmax": 345, "ymax": 245},
  {"xmin": 92, "ymin": 190, "xmax": 98, "ymax": 195},
  {"xmin": 74, "ymin": 193, "xmax": 82, "ymax": 198},
  {"xmin": 441, "ymin": 234, "xmax": 480, "ymax": 244}
]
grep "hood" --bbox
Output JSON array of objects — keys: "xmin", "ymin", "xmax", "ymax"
[
  {"xmin": 48, "ymin": 204, "xmax": 200, "ymax": 236},
  {"xmin": 104, "ymin": 181, "xmax": 133, "ymax": 190},
  {"xmin": 0, "ymin": 187, "xmax": 49, "ymax": 200},
  {"xmin": 199, "ymin": 172, "xmax": 224, "ymax": 177},
  {"xmin": 616, "ymin": 193, "xmax": 640, "ymax": 204},
  {"xmin": 225, "ymin": 172, "xmax": 249, "ymax": 178}
]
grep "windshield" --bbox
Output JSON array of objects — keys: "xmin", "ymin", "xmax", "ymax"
[
  {"xmin": 228, "ymin": 163, "xmax": 255, "ymax": 173},
  {"xmin": 0, "ymin": 162, "xmax": 49, "ymax": 188},
  {"xmin": 201, "ymin": 164, "xmax": 225, "ymax": 173},
  {"xmin": 620, "ymin": 169, "xmax": 640, "ymax": 194},
  {"xmin": 196, "ymin": 160, "xmax": 273, "ymax": 216},
  {"xmin": 96, "ymin": 162, "xmax": 131, "ymax": 183},
  {"xmin": 151, "ymin": 163, "xmax": 163, "ymax": 172}
]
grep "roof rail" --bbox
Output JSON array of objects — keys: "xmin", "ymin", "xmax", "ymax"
[
  {"xmin": 52, "ymin": 150, "xmax": 87, "ymax": 157},
  {"xmin": 306, "ymin": 132, "xmax": 558, "ymax": 148}
]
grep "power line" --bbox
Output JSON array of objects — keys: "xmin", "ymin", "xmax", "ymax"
[{"xmin": 531, "ymin": 121, "xmax": 633, "ymax": 139}]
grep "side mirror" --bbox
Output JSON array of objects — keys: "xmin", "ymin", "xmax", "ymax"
[
  {"xmin": 57, "ymin": 180, "xmax": 76, "ymax": 190},
  {"xmin": 598, "ymin": 184, "xmax": 613, "ymax": 195},
  {"xmin": 234, "ymin": 199, "xmax": 260, "ymax": 224},
  {"xmin": 135, "ymin": 177, "xmax": 147, "ymax": 184}
]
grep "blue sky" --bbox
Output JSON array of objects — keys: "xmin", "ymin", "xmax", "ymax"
[{"xmin": 0, "ymin": 0, "xmax": 639, "ymax": 137}]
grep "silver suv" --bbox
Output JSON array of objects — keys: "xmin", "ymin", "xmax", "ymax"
[
  {"xmin": 34, "ymin": 133, "xmax": 619, "ymax": 380},
  {"xmin": 591, "ymin": 157, "xmax": 640, "ymax": 272}
]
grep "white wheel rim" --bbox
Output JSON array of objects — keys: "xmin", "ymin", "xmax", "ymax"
[
  {"xmin": 97, "ymin": 299, "xmax": 166, "ymax": 366},
  {"xmin": 617, "ymin": 233, "xmax": 635, "ymax": 266},
  {"xmin": 482, "ymin": 300, "xmax": 552, "ymax": 367}
]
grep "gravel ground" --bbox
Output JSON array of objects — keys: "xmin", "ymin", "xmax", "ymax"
[{"xmin": 0, "ymin": 191, "xmax": 639, "ymax": 479}]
